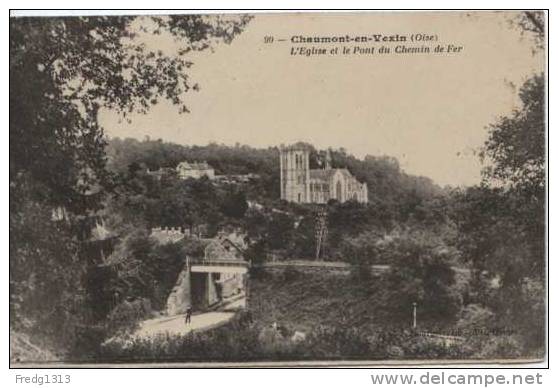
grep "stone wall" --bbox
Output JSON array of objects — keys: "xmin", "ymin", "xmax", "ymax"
[
  {"xmin": 166, "ymin": 265, "xmax": 191, "ymax": 316},
  {"xmin": 207, "ymin": 273, "xmax": 219, "ymax": 307},
  {"xmin": 150, "ymin": 227, "xmax": 187, "ymax": 244}
]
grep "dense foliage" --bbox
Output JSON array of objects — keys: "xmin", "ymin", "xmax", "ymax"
[
  {"xmin": 451, "ymin": 73, "xmax": 546, "ymax": 353},
  {"xmin": 10, "ymin": 14, "xmax": 251, "ymax": 357},
  {"xmin": 96, "ymin": 271, "xmax": 529, "ymax": 362},
  {"xmin": 95, "ymin": 67, "xmax": 546, "ymax": 360},
  {"xmin": 10, "ymin": 12, "xmax": 545, "ymax": 362}
]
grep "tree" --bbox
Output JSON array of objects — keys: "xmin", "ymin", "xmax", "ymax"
[
  {"xmin": 513, "ymin": 11, "xmax": 545, "ymax": 52},
  {"xmin": 470, "ymin": 69, "xmax": 545, "ymax": 296},
  {"xmin": 9, "ymin": 200, "xmax": 85, "ymax": 349},
  {"xmin": 328, "ymin": 201, "xmax": 369, "ymax": 235},
  {"xmin": 267, "ymin": 212, "xmax": 295, "ymax": 251},
  {"xmin": 481, "ymin": 74, "xmax": 545, "ymax": 194},
  {"xmin": 220, "ymin": 189, "xmax": 249, "ymax": 219},
  {"xmin": 291, "ymin": 215, "xmax": 317, "ymax": 258},
  {"xmin": 339, "ymin": 231, "xmax": 382, "ymax": 281},
  {"xmin": 454, "ymin": 74, "xmax": 545, "ymax": 352},
  {"xmin": 148, "ymin": 242, "xmax": 187, "ymax": 310},
  {"xmin": 9, "ymin": 14, "xmax": 251, "ymax": 352},
  {"xmin": 379, "ymin": 231, "xmax": 462, "ymax": 327},
  {"xmin": 10, "ymin": 15, "xmax": 251, "ymax": 213},
  {"xmin": 450, "ymin": 11, "xmax": 546, "ymax": 353},
  {"xmin": 241, "ymin": 208, "xmax": 263, "ymax": 236}
]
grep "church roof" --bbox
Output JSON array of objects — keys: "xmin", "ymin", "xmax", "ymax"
[
  {"xmin": 309, "ymin": 168, "xmax": 363, "ymax": 184},
  {"xmin": 338, "ymin": 168, "xmax": 354, "ymax": 179},
  {"xmin": 309, "ymin": 169, "xmax": 337, "ymax": 181}
]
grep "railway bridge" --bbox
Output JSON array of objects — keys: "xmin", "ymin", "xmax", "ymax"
[{"xmin": 166, "ymin": 238, "xmax": 250, "ymax": 315}]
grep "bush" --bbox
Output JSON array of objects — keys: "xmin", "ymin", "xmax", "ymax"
[
  {"xmin": 400, "ymin": 335, "xmax": 474, "ymax": 359},
  {"xmin": 220, "ymin": 189, "xmax": 248, "ymax": 219},
  {"xmin": 282, "ymin": 267, "xmax": 301, "ymax": 282},
  {"xmin": 99, "ymin": 311, "xmax": 263, "ymax": 362},
  {"xmin": 515, "ymin": 278, "xmax": 545, "ymax": 354},
  {"xmin": 68, "ymin": 324, "xmax": 108, "ymax": 362},
  {"xmin": 456, "ymin": 304, "xmax": 495, "ymax": 331},
  {"xmin": 304, "ymin": 326, "xmax": 372, "ymax": 360},
  {"xmin": 378, "ymin": 230, "xmax": 462, "ymax": 325},
  {"xmin": 106, "ymin": 298, "xmax": 152, "ymax": 336},
  {"xmin": 149, "ymin": 242, "xmax": 186, "ymax": 310},
  {"xmin": 475, "ymin": 335, "xmax": 523, "ymax": 359},
  {"xmin": 95, "ymin": 314, "xmax": 489, "ymax": 362},
  {"xmin": 340, "ymin": 236, "xmax": 376, "ymax": 283}
]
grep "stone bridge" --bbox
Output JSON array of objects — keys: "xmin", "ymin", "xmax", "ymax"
[
  {"xmin": 190, "ymin": 258, "xmax": 249, "ymax": 274},
  {"xmin": 167, "ymin": 256, "xmax": 250, "ymax": 316}
]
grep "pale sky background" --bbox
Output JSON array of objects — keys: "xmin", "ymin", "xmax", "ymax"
[{"xmin": 100, "ymin": 12, "xmax": 544, "ymax": 187}]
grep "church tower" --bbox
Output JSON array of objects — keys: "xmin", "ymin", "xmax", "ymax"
[
  {"xmin": 280, "ymin": 143, "xmax": 311, "ymax": 203},
  {"xmin": 325, "ymin": 148, "xmax": 332, "ymax": 170}
]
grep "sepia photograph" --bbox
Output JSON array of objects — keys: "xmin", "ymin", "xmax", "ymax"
[{"xmin": 9, "ymin": 10, "xmax": 547, "ymax": 366}]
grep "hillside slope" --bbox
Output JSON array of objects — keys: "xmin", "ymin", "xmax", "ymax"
[
  {"xmin": 249, "ymin": 268, "xmax": 469, "ymax": 335},
  {"xmin": 105, "ymin": 138, "xmax": 443, "ymax": 205}
]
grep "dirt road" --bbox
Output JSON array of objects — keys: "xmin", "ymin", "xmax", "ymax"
[{"xmin": 134, "ymin": 297, "xmax": 246, "ymax": 338}]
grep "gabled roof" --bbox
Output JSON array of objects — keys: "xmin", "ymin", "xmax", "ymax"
[
  {"xmin": 204, "ymin": 237, "xmax": 246, "ymax": 261},
  {"xmin": 309, "ymin": 168, "xmax": 366, "ymax": 185},
  {"xmin": 309, "ymin": 169, "xmax": 337, "ymax": 181},
  {"xmin": 177, "ymin": 161, "xmax": 213, "ymax": 170},
  {"xmin": 337, "ymin": 168, "xmax": 353, "ymax": 179}
]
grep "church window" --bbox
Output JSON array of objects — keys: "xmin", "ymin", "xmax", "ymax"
[{"xmin": 336, "ymin": 181, "xmax": 342, "ymax": 200}]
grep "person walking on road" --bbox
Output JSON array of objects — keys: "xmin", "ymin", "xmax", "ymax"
[{"xmin": 185, "ymin": 306, "xmax": 192, "ymax": 325}]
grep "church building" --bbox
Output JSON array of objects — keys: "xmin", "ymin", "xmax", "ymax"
[{"xmin": 279, "ymin": 143, "xmax": 368, "ymax": 204}]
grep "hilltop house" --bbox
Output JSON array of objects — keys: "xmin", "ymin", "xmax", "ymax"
[{"xmin": 176, "ymin": 161, "xmax": 215, "ymax": 180}]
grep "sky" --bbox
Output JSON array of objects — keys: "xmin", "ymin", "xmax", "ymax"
[{"xmin": 100, "ymin": 12, "xmax": 544, "ymax": 187}]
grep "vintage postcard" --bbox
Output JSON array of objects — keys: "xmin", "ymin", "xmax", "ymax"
[{"xmin": 9, "ymin": 10, "xmax": 546, "ymax": 366}]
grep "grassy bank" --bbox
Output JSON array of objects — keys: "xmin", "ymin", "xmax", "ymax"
[
  {"xmin": 249, "ymin": 267, "xmax": 468, "ymax": 334},
  {"xmin": 95, "ymin": 268, "xmax": 485, "ymax": 363},
  {"xmin": 250, "ymin": 269, "xmax": 386, "ymax": 333}
]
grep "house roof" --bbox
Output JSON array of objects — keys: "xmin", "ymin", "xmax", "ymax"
[
  {"xmin": 177, "ymin": 161, "xmax": 213, "ymax": 170},
  {"xmin": 204, "ymin": 237, "xmax": 246, "ymax": 261},
  {"xmin": 197, "ymin": 236, "xmax": 246, "ymax": 254}
]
